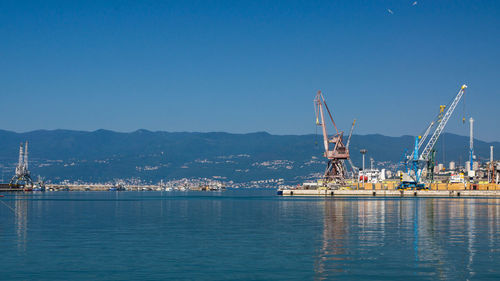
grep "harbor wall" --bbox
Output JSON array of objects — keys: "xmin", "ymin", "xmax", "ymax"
[
  {"xmin": 347, "ymin": 181, "xmax": 500, "ymax": 191},
  {"xmin": 278, "ymin": 188, "xmax": 500, "ymax": 197}
]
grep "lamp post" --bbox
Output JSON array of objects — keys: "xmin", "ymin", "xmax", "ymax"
[
  {"xmin": 360, "ymin": 149, "xmax": 367, "ymax": 183},
  {"xmin": 360, "ymin": 149, "xmax": 367, "ymax": 171}
]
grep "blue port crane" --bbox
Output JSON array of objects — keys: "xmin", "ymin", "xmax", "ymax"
[{"xmin": 399, "ymin": 84, "xmax": 467, "ymax": 189}]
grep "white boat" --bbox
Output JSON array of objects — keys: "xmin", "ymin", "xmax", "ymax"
[{"xmin": 358, "ymin": 168, "xmax": 386, "ymax": 183}]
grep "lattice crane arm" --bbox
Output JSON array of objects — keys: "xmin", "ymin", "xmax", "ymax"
[
  {"xmin": 314, "ymin": 91, "xmax": 330, "ymax": 153},
  {"xmin": 420, "ymin": 84, "xmax": 467, "ymax": 161},
  {"xmin": 408, "ymin": 120, "xmax": 434, "ymax": 161},
  {"xmin": 346, "ymin": 119, "xmax": 356, "ymax": 149}
]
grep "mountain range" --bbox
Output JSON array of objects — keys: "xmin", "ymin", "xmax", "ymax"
[{"xmin": 0, "ymin": 129, "xmax": 498, "ymax": 184}]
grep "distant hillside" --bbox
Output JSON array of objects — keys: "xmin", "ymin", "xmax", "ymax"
[{"xmin": 0, "ymin": 130, "xmax": 498, "ymax": 184}]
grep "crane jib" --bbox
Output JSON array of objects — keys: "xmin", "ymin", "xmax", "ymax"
[{"xmin": 419, "ymin": 85, "xmax": 467, "ymax": 161}]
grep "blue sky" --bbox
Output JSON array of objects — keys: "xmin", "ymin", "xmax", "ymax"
[{"xmin": 1, "ymin": 0, "xmax": 499, "ymax": 141}]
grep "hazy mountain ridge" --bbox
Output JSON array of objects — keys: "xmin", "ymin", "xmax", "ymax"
[{"xmin": 0, "ymin": 130, "xmax": 498, "ymax": 184}]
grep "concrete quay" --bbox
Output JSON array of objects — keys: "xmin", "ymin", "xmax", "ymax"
[
  {"xmin": 0, "ymin": 187, "xmax": 26, "ymax": 192},
  {"xmin": 45, "ymin": 184, "xmax": 160, "ymax": 191},
  {"xmin": 277, "ymin": 189, "xmax": 500, "ymax": 197}
]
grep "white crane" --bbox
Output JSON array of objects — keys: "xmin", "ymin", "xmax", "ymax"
[
  {"xmin": 408, "ymin": 120, "xmax": 434, "ymax": 161},
  {"xmin": 400, "ymin": 84, "xmax": 467, "ymax": 188},
  {"xmin": 419, "ymin": 84, "xmax": 467, "ymax": 162}
]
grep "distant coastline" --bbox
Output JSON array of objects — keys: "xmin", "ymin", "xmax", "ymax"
[{"xmin": 0, "ymin": 129, "xmax": 498, "ymax": 186}]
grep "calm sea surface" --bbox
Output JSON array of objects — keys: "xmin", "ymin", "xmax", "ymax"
[{"xmin": 1, "ymin": 189, "xmax": 500, "ymax": 280}]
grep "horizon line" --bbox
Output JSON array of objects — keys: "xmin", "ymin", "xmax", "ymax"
[{"xmin": 0, "ymin": 128, "xmax": 498, "ymax": 143}]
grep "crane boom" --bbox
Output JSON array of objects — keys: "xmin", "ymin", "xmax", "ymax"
[
  {"xmin": 314, "ymin": 91, "xmax": 329, "ymax": 153},
  {"xmin": 408, "ymin": 120, "xmax": 434, "ymax": 160},
  {"xmin": 407, "ymin": 104, "xmax": 446, "ymax": 162},
  {"xmin": 347, "ymin": 158, "xmax": 359, "ymax": 173},
  {"xmin": 346, "ymin": 119, "xmax": 358, "ymax": 175},
  {"xmin": 346, "ymin": 119, "xmax": 356, "ymax": 149},
  {"xmin": 420, "ymin": 84, "xmax": 467, "ymax": 161},
  {"xmin": 419, "ymin": 121, "xmax": 434, "ymax": 150}
]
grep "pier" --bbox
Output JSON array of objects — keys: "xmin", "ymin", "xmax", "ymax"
[{"xmin": 278, "ymin": 188, "xmax": 500, "ymax": 197}]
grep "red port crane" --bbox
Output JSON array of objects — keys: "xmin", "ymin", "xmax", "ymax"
[{"xmin": 314, "ymin": 90, "xmax": 351, "ymax": 186}]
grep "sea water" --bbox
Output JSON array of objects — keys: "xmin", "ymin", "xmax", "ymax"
[{"xmin": 1, "ymin": 189, "xmax": 499, "ymax": 280}]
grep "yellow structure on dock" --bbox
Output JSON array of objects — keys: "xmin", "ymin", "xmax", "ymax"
[
  {"xmin": 279, "ymin": 181, "xmax": 500, "ymax": 197},
  {"xmin": 346, "ymin": 180, "xmax": 500, "ymax": 191},
  {"xmin": 278, "ymin": 188, "xmax": 500, "ymax": 197}
]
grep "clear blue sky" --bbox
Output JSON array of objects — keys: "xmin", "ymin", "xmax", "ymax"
[{"xmin": 1, "ymin": 0, "xmax": 499, "ymax": 141}]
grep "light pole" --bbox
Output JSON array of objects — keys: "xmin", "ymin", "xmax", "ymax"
[
  {"xmin": 360, "ymin": 149, "xmax": 367, "ymax": 171},
  {"xmin": 360, "ymin": 149, "xmax": 367, "ymax": 183}
]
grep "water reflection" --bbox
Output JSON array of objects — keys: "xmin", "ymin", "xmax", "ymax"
[
  {"xmin": 315, "ymin": 200, "xmax": 348, "ymax": 277},
  {"xmin": 466, "ymin": 199, "xmax": 476, "ymax": 277},
  {"xmin": 314, "ymin": 198, "xmax": 500, "ymax": 279},
  {"xmin": 14, "ymin": 195, "xmax": 28, "ymax": 252}
]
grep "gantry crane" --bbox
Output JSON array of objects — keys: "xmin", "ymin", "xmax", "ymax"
[
  {"xmin": 314, "ymin": 90, "xmax": 353, "ymax": 186},
  {"xmin": 400, "ymin": 84, "xmax": 467, "ymax": 189}
]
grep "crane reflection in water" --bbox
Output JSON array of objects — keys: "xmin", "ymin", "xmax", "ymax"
[
  {"xmin": 14, "ymin": 195, "xmax": 29, "ymax": 252},
  {"xmin": 313, "ymin": 198, "xmax": 500, "ymax": 280}
]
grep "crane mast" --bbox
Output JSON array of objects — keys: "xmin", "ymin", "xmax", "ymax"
[
  {"xmin": 469, "ymin": 117, "xmax": 475, "ymax": 174},
  {"xmin": 314, "ymin": 91, "xmax": 350, "ymax": 186}
]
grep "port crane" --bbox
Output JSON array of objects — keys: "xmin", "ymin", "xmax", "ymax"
[
  {"xmin": 314, "ymin": 90, "xmax": 352, "ymax": 186},
  {"xmin": 400, "ymin": 84, "xmax": 467, "ymax": 188},
  {"xmin": 10, "ymin": 141, "xmax": 34, "ymax": 189}
]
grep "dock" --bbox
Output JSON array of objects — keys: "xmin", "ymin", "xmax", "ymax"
[
  {"xmin": 278, "ymin": 188, "xmax": 500, "ymax": 197},
  {"xmin": 0, "ymin": 183, "xmax": 25, "ymax": 192},
  {"xmin": 0, "ymin": 188, "xmax": 26, "ymax": 192}
]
